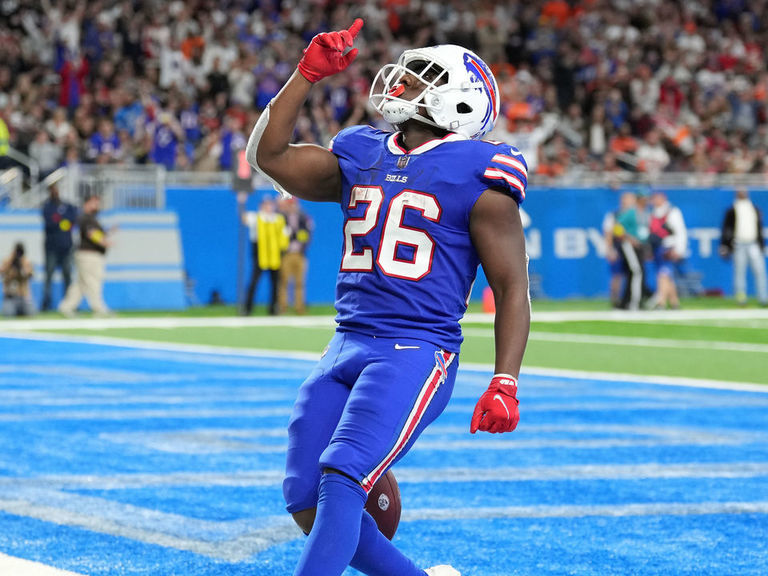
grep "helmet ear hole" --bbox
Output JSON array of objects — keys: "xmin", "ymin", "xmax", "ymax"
[{"xmin": 457, "ymin": 103, "xmax": 472, "ymax": 114}]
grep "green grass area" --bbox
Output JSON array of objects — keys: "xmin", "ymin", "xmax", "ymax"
[
  {"xmin": 525, "ymin": 320, "xmax": 766, "ymax": 344},
  {"xmin": 8, "ymin": 297, "xmax": 766, "ymax": 386},
  {"xmin": 13, "ymin": 294, "xmax": 753, "ymax": 321},
  {"xmin": 65, "ymin": 325, "xmax": 336, "ymax": 353},
  {"xmin": 462, "ymin": 334, "xmax": 763, "ymax": 384}
]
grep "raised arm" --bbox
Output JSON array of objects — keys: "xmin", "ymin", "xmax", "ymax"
[
  {"xmin": 469, "ymin": 188, "xmax": 531, "ymax": 434},
  {"xmin": 246, "ymin": 19, "xmax": 364, "ymax": 203}
]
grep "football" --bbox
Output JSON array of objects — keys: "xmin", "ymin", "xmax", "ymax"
[{"xmin": 364, "ymin": 469, "xmax": 402, "ymax": 540}]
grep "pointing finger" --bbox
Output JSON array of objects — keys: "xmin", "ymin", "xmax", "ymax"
[{"xmin": 347, "ymin": 18, "xmax": 364, "ymax": 43}]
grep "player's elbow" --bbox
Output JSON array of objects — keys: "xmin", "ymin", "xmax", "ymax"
[{"xmin": 492, "ymin": 276, "xmax": 531, "ymax": 311}]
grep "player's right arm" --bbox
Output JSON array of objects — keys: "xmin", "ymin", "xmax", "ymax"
[{"xmin": 246, "ymin": 19, "xmax": 364, "ymax": 203}]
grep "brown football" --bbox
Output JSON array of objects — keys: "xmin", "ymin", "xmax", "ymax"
[{"xmin": 364, "ymin": 469, "xmax": 402, "ymax": 540}]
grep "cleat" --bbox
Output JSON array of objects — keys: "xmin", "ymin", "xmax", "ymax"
[{"xmin": 425, "ymin": 566, "xmax": 461, "ymax": 576}]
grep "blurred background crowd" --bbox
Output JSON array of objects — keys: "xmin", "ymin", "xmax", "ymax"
[{"xmin": 2, "ymin": 0, "xmax": 768, "ymax": 184}]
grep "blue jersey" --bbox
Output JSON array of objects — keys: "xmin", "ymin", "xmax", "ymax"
[{"xmin": 330, "ymin": 125, "xmax": 527, "ymax": 352}]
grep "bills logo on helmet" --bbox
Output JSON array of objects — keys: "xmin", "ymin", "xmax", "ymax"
[{"xmin": 463, "ymin": 53, "xmax": 498, "ymax": 137}]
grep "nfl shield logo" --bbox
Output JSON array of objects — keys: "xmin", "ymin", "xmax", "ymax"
[{"xmin": 397, "ymin": 156, "xmax": 410, "ymax": 169}]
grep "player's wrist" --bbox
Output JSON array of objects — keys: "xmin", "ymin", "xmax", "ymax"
[
  {"xmin": 491, "ymin": 373, "xmax": 517, "ymax": 387},
  {"xmin": 297, "ymin": 59, "xmax": 322, "ymax": 83},
  {"xmin": 490, "ymin": 374, "xmax": 518, "ymax": 397}
]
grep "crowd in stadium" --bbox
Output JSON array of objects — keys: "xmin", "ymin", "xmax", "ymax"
[{"xmin": 2, "ymin": 0, "xmax": 768, "ymax": 183}]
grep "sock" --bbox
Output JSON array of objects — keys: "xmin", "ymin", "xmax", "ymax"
[
  {"xmin": 293, "ymin": 472, "xmax": 367, "ymax": 576},
  {"xmin": 350, "ymin": 511, "xmax": 426, "ymax": 576}
]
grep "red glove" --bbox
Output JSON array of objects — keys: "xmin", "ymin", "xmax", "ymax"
[
  {"xmin": 470, "ymin": 374, "xmax": 520, "ymax": 434},
  {"xmin": 297, "ymin": 18, "xmax": 364, "ymax": 83}
]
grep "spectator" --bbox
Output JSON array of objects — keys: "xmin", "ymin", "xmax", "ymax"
[
  {"xmin": 150, "ymin": 112, "xmax": 185, "ymax": 170},
  {"xmin": 648, "ymin": 191, "xmax": 688, "ymax": 310},
  {"xmin": 608, "ymin": 191, "xmax": 645, "ymax": 310},
  {"xmin": 636, "ymin": 129, "xmax": 671, "ymax": 177},
  {"xmin": 1, "ymin": 242, "xmax": 36, "ymax": 317},
  {"xmin": 218, "ymin": 115, "xmax": 246, "ymax": 172},
  {"xmin": 28, "ymin": 129, "xmax": 62, "ymax": 179},
  {"xmin": 40, "ymin": 184, "xmax": 77, "ymax": 311},
  {"xmin": 86, "ymin": 118, "xmax": 120, "ymax": 164},
  {"xmin": 58, "ymin": 50, "xmax": 89, "ymax": 111},
  {"xmin": 277, "ymin": 197, "xmax": 313, "ymax": 315},
  {"xmin": 3, "ymin": 0, "xmax": 768, "ymax": 179},
  {"xmin": 241, "ymin": 195, "xmax": 288, "ymax": 316},
  {"xmin": 719, "ymin": 189, "xmax": 767, "ymax": 306},
  {"xmin": 602, "ymin": 200, "xmax": 626, "ymax": 309},
  {"xmin": 58, "ymin": 194, "xmax": 114, "ymax": 317},
  {"xmin": 609, "ymin": 123, "xmax": 639, "ymax": 157},
  {"xmin": 45, "ymin": 107, "xmax": 74, "ymax": 147}
]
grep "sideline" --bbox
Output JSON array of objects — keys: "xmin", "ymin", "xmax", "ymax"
[
  {"xmin": 461, "ymin": 328, "xmax": 768, "ymax": 354},
  {"xmin": 1, "ymin": 307, "xmax": 768, "ymax": 331},
  {"xmin": 0, "ymin": 553, "xmax": 85, "ymax": 576},
  {"xmin": 2, "ymin": 330, "xmax": 766, "ymax": 394}
]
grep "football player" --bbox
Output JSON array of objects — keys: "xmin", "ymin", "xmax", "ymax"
[{"xmin": 246, "ymin": 18, "xmax": 530, "ymax": 576}]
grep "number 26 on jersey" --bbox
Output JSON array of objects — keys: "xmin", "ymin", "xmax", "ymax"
[{"xmin": 341, "ymin": 185, "xmax": 442, "ymax": 281}]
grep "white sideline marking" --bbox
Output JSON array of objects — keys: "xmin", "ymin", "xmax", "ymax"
[
  {"xmin": 0, "ymin": 316, "xmax": 337, "ymax": 331},
  {"xmin": 462, "ymin": 328, "xmax": 768, "ymax": 354},
  {"xmin": 470, "ymin": 309, "xmax": 768, "ymax": 323},
  {"xmin": 0, "ymin": 330, "xmax": 321, "ymax": 362},
  {"xmin": 0, "ymin": 553, "xmax": 84, "ymax": 576},
  {"xmin": 0, "ymin": 307, "xmax": 766, "ymax": 332},
  {"xmin": 2, "ymin": 331, "xmax": 766, "ymax": 393},
  {"xmin": 515, "ymin": 365, "xmax": 768, "ymax": 393}
]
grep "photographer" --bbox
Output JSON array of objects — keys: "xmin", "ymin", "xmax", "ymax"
[{"xmin": 1, "ymin": 242, "xmax": 36, "ymax": 317}]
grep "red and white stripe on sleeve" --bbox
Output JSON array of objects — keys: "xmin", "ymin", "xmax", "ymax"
[{"xmin": 482, "ymin": 147, "xmax": 528, "ymax": 204}]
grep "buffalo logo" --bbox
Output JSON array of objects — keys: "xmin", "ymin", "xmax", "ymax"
[
  {"xmin": 463, "ymin": 52, "xmax": 498, "ymax": 136},
  {"xmin": 434, "ymin": 350, "xmax": 447, "ymax": 384}
]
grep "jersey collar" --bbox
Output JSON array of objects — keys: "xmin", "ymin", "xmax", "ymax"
[{"xmin": 386, "ymin": 131, "xmax": 467, "ymax": 155}]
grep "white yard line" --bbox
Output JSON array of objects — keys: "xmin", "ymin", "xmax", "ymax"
[
  {"xmin": 3, "ymin": 461, "xmax": 767, "ymax": 490},
  {"xmin": 469, "ymin": 308, "xmax": 768, "ymax": 323},
  {"xmin": 402, "ymin": 501, "xmax": 768, "ymax": 521},
  {"xmin": 2, "ymin": 330, "xmax": 766, "ymax": 392},
  {"xmin": 461, "ymin": 328, "xmax": 768, "ymax": 354},
  {"xmin": 0, "ymin": 307, "xmax": 767, "ymax": 332},
  {"xmin": 0, "ymin": 553, "xmax": 85, "ymax": 576},
  {"xmin": 0, "ymin": 315, "xmax": 337, "ymax": 331}
]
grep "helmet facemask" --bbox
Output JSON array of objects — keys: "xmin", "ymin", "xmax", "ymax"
[
  {"xmin": 369, "ymin": 45, "xmax": 499, "ymax": 140},
  {"xmin": 369, "ymin": 58, "xmax": 448, "ymax": 128}
]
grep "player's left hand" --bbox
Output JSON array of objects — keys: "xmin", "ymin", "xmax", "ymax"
[
  {"xmin": 297, "ymin": 18, "xmax": 364, "ymax": 83},
  {"xmin": 470, "ymin": 374, "xmax": 519, "ymax": 434}
]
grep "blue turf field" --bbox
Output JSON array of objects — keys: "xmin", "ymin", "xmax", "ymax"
[{"xmin": 0, "ymin": 334, "xmax": 767, "ymax": 576}]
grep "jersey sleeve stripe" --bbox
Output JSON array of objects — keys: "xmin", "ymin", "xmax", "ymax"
[
  {"xmin": 483, "ymin": 168, "xmax": 527, "ymax": 198},
  {"xmin": 491, "ymin": 153, "xmax": 528, "ymax": 177}
]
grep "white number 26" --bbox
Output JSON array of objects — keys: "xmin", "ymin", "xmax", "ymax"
[{"xmin": 341, "ymin": 185, "xmax": 441, "ymax": 281}]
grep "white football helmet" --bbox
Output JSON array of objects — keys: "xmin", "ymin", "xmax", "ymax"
[{"xmin": 369, "ymin": 45, "xmax": 500, "ymax": 140}]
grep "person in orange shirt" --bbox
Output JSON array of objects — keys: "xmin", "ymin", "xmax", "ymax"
[
  {"xmin": 541, "ymin": 0, "xmax": 572, "ymax": 27},
  {"xmin": 609, "ymin": 123, "xmax": 639, "ymax": 155}
]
